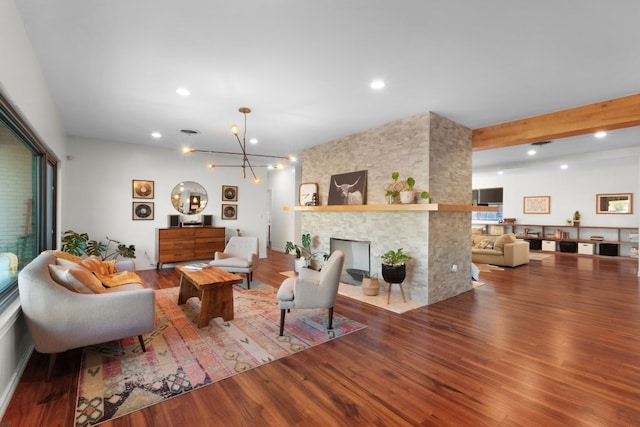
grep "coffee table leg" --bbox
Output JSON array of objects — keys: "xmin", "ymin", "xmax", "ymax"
[
  {"xmin": 198, "ymin": 284, "xmax": 234, "ymax": 327},
  {"xmin": 178, "ymin": 274, "xmax": 200, "ymax": 305}
]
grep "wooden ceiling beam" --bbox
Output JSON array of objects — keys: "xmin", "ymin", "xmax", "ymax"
[{"xmin": 472, "ymin": 93, "xmax": 640, "ymax": 151}]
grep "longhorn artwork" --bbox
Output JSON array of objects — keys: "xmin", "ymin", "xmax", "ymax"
[{"xmin": 327, "ymin": 170, "xmax": 367, "ymax": 205}]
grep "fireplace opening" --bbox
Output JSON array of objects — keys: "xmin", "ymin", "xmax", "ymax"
[{"xmin": 330, "ymin": 238, "xmax": 371, "ymax": 285}]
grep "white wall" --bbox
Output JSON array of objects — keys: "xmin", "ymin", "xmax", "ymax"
[
  {"xmin": 267, "ymin": 166, "xmax": 297, "ymax": 253},
  {"xmin": 0, "ymin": 0, "xmax": 69, "ymax": 417},
  {"xmin": 473, "ymin": 159, "xmax": 639, "ymax": 227},
  {"xmin": 63, "ymin": 137, "xmax": 274, "ymax": 269}
]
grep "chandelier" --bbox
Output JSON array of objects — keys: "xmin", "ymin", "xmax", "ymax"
[{"xmin": 182, "ymin": 107, "xmax": 296, "ymax": 183}]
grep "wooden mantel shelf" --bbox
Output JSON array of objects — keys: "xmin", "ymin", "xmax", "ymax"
[{"xmin": 284, "ymin": 204, "xmax": 497, "ymax": 212}]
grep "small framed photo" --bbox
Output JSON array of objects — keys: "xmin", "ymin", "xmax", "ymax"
[
  {"xmin": 523, "ymin": 196, "xmax": 550, "ymax": 214},
  {"xmin": 133, "ymin": 202, "xmax": 154, "ymax": 220},
  {"xmin": 299, "ymin": 182, "xmax": 319, "ymax": 206},
  {"xmin": 221, "ymin": 204, "xmax": 237, "ymax": 220},
  {"xmin": 222, "ymin": 185, "xmax": 238, "ymax": 202},
  {"xmin": 132, "ymin": 180, "xmax": 154, "ymax": 199}
]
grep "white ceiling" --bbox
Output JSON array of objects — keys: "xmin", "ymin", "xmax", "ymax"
[{"xmin": 14, "ymin": 0, "xmax": 640, "ymax": 171}]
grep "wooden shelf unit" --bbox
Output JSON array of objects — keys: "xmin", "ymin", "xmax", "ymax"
[
  {"xmin": 157, "ymin": 227, "xmax": 225, "ymax": 269},
  {"xmin": 285, "ymin": 203, "xmax": 498, "ymax": 212},
  {"xmin": 473, "ymin": 223, "xmax": 639, "ymax": 256}
]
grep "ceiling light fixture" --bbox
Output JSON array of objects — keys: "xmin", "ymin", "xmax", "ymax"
[
  {"xmin": 370, "ymin": 80, "xmax": 385, "ymax": 90},
  {"xmin": 594, "ymin": 131, "xmax": 607, "ymax": 138},
  {"xmin": 183, "ymin": 107, "xmax": 297, "ymax": 183},
  {"xmin": 151, "ymin": 132, "xmax": 162, "ymax": 138},
  {"xmin": 176, "ymin": 87, "xmax": 191, "ymax": 96}
]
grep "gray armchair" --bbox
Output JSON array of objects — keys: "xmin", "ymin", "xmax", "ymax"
[
  {"xmin": 276, "ymin": 250, "xmax": 344, "ymax": 336},
  {"xmin": 209, "ymin": 236, "xmax": 259, "ymax": 288}
]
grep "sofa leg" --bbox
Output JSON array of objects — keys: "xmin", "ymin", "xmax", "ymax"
[
  {"xmin": 138, "ymin": 335, "xmax": 146, "ymax": 352},
  {"xmin": 246, "ymin": 272, "xmax": 251, "ymax": 289},
  {"xmin": 279, "ymin": 309, "xmax": 286, "ymax": 336},
  {"xmin": 46, "ymin": 353, "xmax": 57, "ymax": 381}
]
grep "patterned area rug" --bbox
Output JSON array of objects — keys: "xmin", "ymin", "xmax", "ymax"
[{"xmin": 74, "ymin": 284, "xmax": 366, "ymax": 426}]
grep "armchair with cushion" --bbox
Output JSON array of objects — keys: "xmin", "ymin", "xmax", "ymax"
[
  {"xmin": 209, "ymin": 236, "xmax": 258, "ymax": 288},
  {"xmin": 18, "ymin": 252, "xmax": 155, "ymax": 379},
  {"xmin": 276, "ymin": 250, "xmax": 344, "ymax": 336}
]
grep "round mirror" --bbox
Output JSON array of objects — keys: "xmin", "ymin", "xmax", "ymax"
[{"xmin": 171, "ymin": 181, "xmax": 208, "ymax": 214}]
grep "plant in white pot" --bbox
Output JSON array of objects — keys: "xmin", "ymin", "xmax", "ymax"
[
  {"xmin": 400, "ymin": 177, "xmax": 416, "ymax": 204},
  {"xmin": 285, "ymin": 233, "xmax": 328, "ymax": 272},
  {"xmin": 380, "ymin": 248, "xmax": 411, "ymax": 284}
]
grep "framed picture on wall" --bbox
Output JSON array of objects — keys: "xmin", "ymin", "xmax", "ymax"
[
  {"xmin": 132, "ymin": 202, "xmax": 154, "ymax": 220},
  {"xmin": 222, "ymin": 185, "xmax": 238, "ymax": 202},
  {"xmin": 327, "ymin": 170, "xmax": 367, "ymax": 205},
  {"xmin": 132, "ymin": 180, "xmax": 154, "ymax": 199},
  {"xmin": 523, "ymin": 196, "xmax": 550, "ymax": 214},
  {"xmin": 221, "ymin": 204, "xmax": 237, "ymax": 220}
]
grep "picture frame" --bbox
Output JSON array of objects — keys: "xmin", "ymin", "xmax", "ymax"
[
  {"xmin": 222, "ymin": 185, "xmax": 238, "ymax": 201},
  {"xmin": 327, "ymin": 170, "xmax": 367, "ymax": 205},
  {"xmin": 299, "ymin": 182, "xmax": 319, "ymax": 206},
  {"xmin": 221, "ymin": 204, "xmax": 237, "ymax": 220},
  {"xmin": 523, "ymin": 196, "xmax": 550, "ymax": 214},
  {"xmin": 132, "ymin": 202, "xmax": 154, "ymax": 220},
  {"xmin": 596, "ymin": 193, "xmax": 633, "ymax": 214},
  {"xmin": 132, "ymin": 180, "xmax": 154, "ymax": 199}
]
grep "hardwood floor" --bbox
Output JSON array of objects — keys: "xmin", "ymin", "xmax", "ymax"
[{"xmin": 3, "ymin": 251, "xmax": 640, "ymax": 426}]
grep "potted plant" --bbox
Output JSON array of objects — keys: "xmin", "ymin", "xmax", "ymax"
[
  {"xmin": 380, "ymin": 248, "xmax": 411, "ymax": 284},
  {"xmin": 285, "ymin": 233, "xmax": 328, "ymax": 272},
  {"xmin": 573, "ymin": 210, "xmax": 581, "ymax": 226},
  {"xmin": 400, "ymin": 177, "xmax": 416, "ymax": 204},
  {"xmin": 384, "ymin": 172, "xmax": 403, "ymax": 204},
  {"xmin": 61, "ymin": 229, "xmax": 136, "ymax": 260}
]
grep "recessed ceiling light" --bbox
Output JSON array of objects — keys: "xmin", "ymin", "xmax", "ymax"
[
  {"xmin": 176, "ymin": 87, "xmax": 191, "ymax": 96},
  {"xmin": 249, "ymin": 138, "xmax": 258, "ymax": 144},
  {"xmin": 527, "ymin": 149, "xmax": 536, "ymax": 156},
  {"xmin": 560, "ymin": 164, "xmax": 569, "ymax": 170},
  {"xmin": 594, "ymin": 131, "xmax": 607, "ymax": 138},
  {"xmin": 370, "ymin": 80, "xmax": 385, "ymax": 90},
  {"xmin": 497, "ymin": 171, "xmax": 504, "ymax": 175},
  {"xmin": 151, "ymin": 132, "xmax": 161, "ymax": 138}
]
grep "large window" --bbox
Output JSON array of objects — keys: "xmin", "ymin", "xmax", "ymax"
[{"xmin": 0, "ymin": 93, "xmax": 57, "ymax": 312}]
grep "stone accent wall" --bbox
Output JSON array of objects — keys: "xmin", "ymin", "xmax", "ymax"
[
  {"xmin": 301, "ymin": 112, "xmax": 472, "ymax": 305},
  {"xmin": 427, "ymin": 113, "xmax": 473, "ymax": 304}
]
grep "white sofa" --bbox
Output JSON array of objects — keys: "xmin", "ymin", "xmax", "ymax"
[{"xmin": 18, "ymin": 252, "xmax": 155, "ymax": 378}]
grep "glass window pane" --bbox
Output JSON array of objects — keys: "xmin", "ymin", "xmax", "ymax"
[{"xmin": 0, "ymin": 122, "xmax": 38, "ymax": 295}]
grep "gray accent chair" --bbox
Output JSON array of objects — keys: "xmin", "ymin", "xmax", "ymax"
[
  {"xmin": 277, "ymin": 250, "xmax": 344, "ymax": 336},
  {"xmin": 18, "ymin": 252, "xmax": 155, "ymax": 379},
  {"xmin": 209, "ymin": 236, "xmax": 259, "ymax": 288}
]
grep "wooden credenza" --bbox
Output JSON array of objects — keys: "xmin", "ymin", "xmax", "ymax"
[{"xmin": 157, "ymin": 227, "xmax": 226, "ymax": 269}]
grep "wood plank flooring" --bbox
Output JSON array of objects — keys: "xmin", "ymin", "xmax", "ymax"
[{"xmin": 3, "ymin": 251, "xmax": 640, "ymax": 426}]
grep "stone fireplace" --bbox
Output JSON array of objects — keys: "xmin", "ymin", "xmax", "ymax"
[
  {"xmin": 299, "ymin": 112, "xmax": 473, "ymax": 305},
  {"xmin": 330, "ymin": 237, "xmax": 370, "ymax": 285}
]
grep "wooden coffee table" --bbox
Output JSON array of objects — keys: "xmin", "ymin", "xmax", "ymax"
[{"xmin": 176, "ymin": 265, "xmax": 243, "ymax": 327}]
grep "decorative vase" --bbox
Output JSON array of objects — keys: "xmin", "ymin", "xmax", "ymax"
[
  {"xmin": 400, "ymin": 191, "xmax": 415, "ymax": 204},
  {"xmin": 381, "ymin": 264, "xmax": 406, "ymax": 284}
]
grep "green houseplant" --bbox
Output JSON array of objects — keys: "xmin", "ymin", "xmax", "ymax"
[
  {"xmin": 572, "ymin": 210, "xmax": 581, "ymax": 226},
  {"xmin": 380, "ymin": 248, "xmax": 411, "ymax": 284},
  {"xmin": 384, "ymin": 172, "xmax": 403, "ymax": 204},
  {"xmin": 61, "ymin": 229, "xmax": 136, "ymax": 260},
  {"xmin": 285, "ymin": 233, "xmax": 328, "ymax": 271}
]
